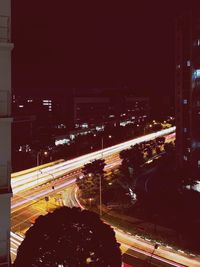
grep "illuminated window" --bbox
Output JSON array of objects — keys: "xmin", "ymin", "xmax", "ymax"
[
  {"xmin": 183, "ymin": 155, "xmax": 187, "ymax": 161},
  {"xmin": 184, "ymin": 128, "xmax": 187, "ymax": 133},
  {"xmin": 194, "ymin": 39, "xmax": 200, "ymax": 46},
  {"xmin": 187, "ymin": 60, "xmax": 191, "ymax": 67},
  {"xmin": 183, "ymin": 99, "xmax": 188, "ymax": 104},
  {"xmin": 43, "ymin": 100, "xmax": 52, "ymax": 102}
]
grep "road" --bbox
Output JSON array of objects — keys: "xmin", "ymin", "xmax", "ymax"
[
  {"xmin": 11, "ymin": 127, "xmax": 175, "ymax": 194},
  {"xmin": 10, "ymin": 155, "xmax": 120, "ymax": 261},
  {"xmin": 11, "ymin": 177, "xmax": 200, "ymax": 267},
  {"xmin": 10, "ymin": 127, "xmax": 200, "ymax": 267}
]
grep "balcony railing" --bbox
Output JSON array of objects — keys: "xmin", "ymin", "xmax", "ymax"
[{"xmin": 0, "ymin": 15, "xmax": 10, "ymax": 43}]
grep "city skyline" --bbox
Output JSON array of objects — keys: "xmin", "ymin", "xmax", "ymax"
[{"xmin": 1, "ymin": 1, "xmax": 200, "ymax": 266}]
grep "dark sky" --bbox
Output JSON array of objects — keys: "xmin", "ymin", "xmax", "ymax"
[{"xmin": 11, "ymin": 1, "xmax": 188, "ymax": 98}]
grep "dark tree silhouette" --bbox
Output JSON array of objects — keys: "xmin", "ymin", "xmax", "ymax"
[
  {"xmin": 119, "ymin": 144, "xmax": 144, "ymax": 178},
  {"xmin": 77, "ymin": 159, "xmax": 106, "ymax": 198},
  {"xmin": 155, "ymin": 146, "xmax": 161, "ymax": 154},
  {"xmin": 13, "ymin": 207, "xmax": 122, "ymax": 267},
  {"xmin": 82, "ymin": 159, "xmax": 106, "ymax": 177},
  {"xmin": 146, "ymin": 146, "xmax": 153, "ymax": 159},
  {"xmin": 156, "ymin": 136, "xmax": 165, "ymax": 145},
  {"xmin": 164, "ymin": 142, "xmax": 174, "ymax": 154}
]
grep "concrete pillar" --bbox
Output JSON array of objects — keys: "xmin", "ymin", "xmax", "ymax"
[{"xmin": 0, "ymin": 0, "xmax": 13, "ymax": 266}]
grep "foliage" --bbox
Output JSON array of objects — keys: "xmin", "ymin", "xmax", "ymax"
[
  {"xmin": 76, "ymin": 174, "xmax": 99, "ymax": 198},
  {"xmin": 13, "ymin": 207, "xmax": 122, "ymax": 267},
  {"xmin": 164, "ymin": 142, "xmax": 175, "ymax": 154},
  {"xmin": 82, "ymin": 159, "xmax": 106, "ymax": 177},
  {"xmin": 76, "ymin": 159, "xmax": 106, "ymax": 198},
  {"xmin": 119, "ymin": 144, "xmax": 145, "ymax": 180}
]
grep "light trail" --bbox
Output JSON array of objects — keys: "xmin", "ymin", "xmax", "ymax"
[
  {"xmin": 11, "ymin": 159, "xmax": 120, "ymax": 210},
  {"xmin": 11, "ymin": 127, "xmax": 185, "ymax": 266},
  {"xmin": 11, "ymin": 127, "xmax": 175, "ymax": 194},
  {"xmin": 11, "ymin": 178, "xmax": 76, "ymax": 209},
  {"xmin": 74, "ymin": 187, "xmax": 199, "ymax": 267}
]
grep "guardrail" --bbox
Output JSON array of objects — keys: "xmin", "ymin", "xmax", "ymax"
[{"xmin": 0, "ymin": 15, "xmax": 10, "ymax": 42}]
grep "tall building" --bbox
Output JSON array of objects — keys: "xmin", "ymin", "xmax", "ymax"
[
  {"xmin": 175, "ymin": 10, "xmax": 200, "ymax": 175},
  {"xmin": 0, "ymin": 0, "xmax": 13, "ymax": 265}
]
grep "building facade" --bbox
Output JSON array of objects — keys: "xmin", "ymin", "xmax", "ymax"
[
  {"xmin": 0, "ymin": 0, "xmax": 13, "ymax": 265},
  {"xmin": 175, "ymin": 10, "xmax": 200, "ymax": 175},
  {"xmin": 12, "ymin": 91, "xmax": 149, "ymax": 149},
  {"xmin": 73, "ymin": 95, "xmax": 149, "ymax": 129}
]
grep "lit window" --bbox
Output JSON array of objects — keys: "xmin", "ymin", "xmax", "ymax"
[
  {"xmin": 184, "ymin": 128, "xmax": 187, "ymax": 133},
  {"xmin": 187, "ymin": 60, "xmax": 191, "ymax": 67},
  {"xmin": 18, "ymin": 105, "xmax": 24, "ymax": 108},
  {"xmin": 183, "ymin": 155, "xmax": 187, "ymax": 161},
  {"xmin": 176, "ymin": 64, "xmax": 181, "ymax": 69},
  {"xmin": 194, "ymin": 39, "xmax": 200, "ymax": 46},
  {"xmin": 183, "ymin": 99, "xmax": 188, "ymax": 104},
  {"xmin": 198, "ymin": 160, "xmax": 200, "ymax": 167}
]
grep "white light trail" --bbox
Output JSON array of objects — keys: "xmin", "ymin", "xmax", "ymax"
[{"xmin": 11, "ymin": 127, "xmax": 176, "ymax": 194}]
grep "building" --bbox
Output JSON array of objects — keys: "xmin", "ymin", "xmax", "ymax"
[
  {"xmin": 12, "ymin": 90, "xmax": 149, "ymax": 149},
  {"xmin": 0, "ymin": 1, "xmax": 13, "ymax": 265},
  {"xmin": 175, "ymin": 9, "xmax": 200, "ymax": 176},
  {"xmin": 73, "ymin": 92, "xmax": 149, "ymax": 130},
  {"xmin": 12, "ymin": 93, "xmax": 70, "ymax": 150}
]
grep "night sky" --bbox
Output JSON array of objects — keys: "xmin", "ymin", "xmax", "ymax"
[{"xmin": 11, "ymin": 1, "xmax": 190, "ymax": 100}]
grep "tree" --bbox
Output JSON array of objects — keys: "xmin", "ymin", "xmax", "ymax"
[
  {"xmin": 146, "ymin": 146, "xmax": 153, "ymax": 159},
  {"xmin": 155, "ymin": 146, "xmax": 161, "ymax": 154},
  {"xmin": 119, "ymin": 144, "xmax": 145, "ymax": 180},
  {"xmin": 77, "ymin": 159, "xmax": 106, "ymax": 198},
  {"xmin": 164, "ymin": 142, "xmax": 174, "ymax": 154},
  {"xmin": 156, "ymin": 136, "xmax": 165, "ymax": 145},
  {"xmin": 82, "ymin": 159, "xmax": 106, "ymax": 177},
  {"xmin": 13, "ymin": 207, "xmax": 122, "ymax": 267}
]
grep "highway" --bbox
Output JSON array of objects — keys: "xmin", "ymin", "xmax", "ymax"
[
  {"xmin": 10, "ymin": 127, "xmax": 200, "ymax": 266},
  {"xmin": 11, "ymin": 127, "xmax": 175, "ymax": 194}
]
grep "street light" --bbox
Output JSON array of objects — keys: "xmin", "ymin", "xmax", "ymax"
[
  {"xmin": 149, "ymin": 243, "xmax": 159, "ymax": 266},
  {"xmin": 36, "ymin": 150, "xmax": 48, "ymax": 166},
  {"xmin": 36, "ymin": 150, "xmax": 48, "ymax": 184},
  {"xmin": 100, "ymin": 135, "xmax": 112, "ymax": 216},
  {"xmin": 101, "ymin": 135, "xmax": 112, "ymax": 158},
  {"xmin": 89, "ymin": 198, "xmax": 93, "ymax": 208}
]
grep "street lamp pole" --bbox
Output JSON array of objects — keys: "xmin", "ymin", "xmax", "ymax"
[
  {"xmin": 149, "ymin": 244, "xmax": 159, "ymax": 266},
  {"xmin": 36, "ymin": 150, "xmax": 48, "ymax": 185},
  {"xmin": 99, "ymin": 135, "xmax": 111, "ymax": 217},
  {"xmin": 36, "ymin": 151, "xmax": 41, "ymax": 185},
  {"xmin": 36, "ymin": 151, "xmax": 40, "ymax": 167},
  {"xmin": 99, "ymin": 137, "xmax": 104, "ymax": 216},
  {"xmin": 101, "ymin": 137, "xmax": 104, "ymax": 157}
]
